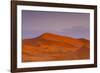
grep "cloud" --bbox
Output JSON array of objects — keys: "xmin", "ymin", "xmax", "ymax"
[{"xmin": 58, "ymin": 26, "xmax": 90, "ymax": 39}]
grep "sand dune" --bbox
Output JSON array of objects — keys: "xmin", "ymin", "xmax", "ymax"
[{"xmin": 22, "ymin": 33, "xmax": 90, "ymax": 62}]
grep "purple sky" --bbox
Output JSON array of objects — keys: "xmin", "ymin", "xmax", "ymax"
[{"xmin": 22, "ymin": 10, "xmax": 90, "ymax": 40}]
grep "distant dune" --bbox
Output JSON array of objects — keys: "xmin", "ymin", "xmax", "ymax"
[{"xmin": 22, "ymin": 33, "xmax": 90, "ymax": 62}]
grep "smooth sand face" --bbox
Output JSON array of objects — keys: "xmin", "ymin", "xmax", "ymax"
[{"xmin": 22, "ymin": 33, "xmax": 90, "ymax": 62}]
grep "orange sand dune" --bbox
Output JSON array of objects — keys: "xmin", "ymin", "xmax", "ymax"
[{"xmin": 22, "ymin": 33, "xmax": 90, "ymax": 62}]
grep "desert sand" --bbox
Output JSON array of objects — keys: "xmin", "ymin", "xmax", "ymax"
[{"xmin": 22, "ymin": 33, "xmax": 90, "ymax": 62}]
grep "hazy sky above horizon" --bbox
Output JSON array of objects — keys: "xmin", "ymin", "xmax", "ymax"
[{"xmin": 22, "ymin": 10, "xmax": 90, "ymax": 40}]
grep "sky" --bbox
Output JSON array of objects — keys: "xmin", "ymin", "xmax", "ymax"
[{"xmin": 22, "ymin": 10, "xmax": 90, "ymax": 40}]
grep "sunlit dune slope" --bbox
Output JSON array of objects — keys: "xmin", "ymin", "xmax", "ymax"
[{"xmin": 22, "ymin": 33, "xmax": 90, "ymax": 62}]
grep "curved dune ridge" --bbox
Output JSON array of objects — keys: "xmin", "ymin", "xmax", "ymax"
[{"xmin": 22, "ymin": 33, "xmax": 90, "ymax": 62}]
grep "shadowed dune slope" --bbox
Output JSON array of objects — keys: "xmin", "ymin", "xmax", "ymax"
[{"xmin": 22, "ymin": 33, "xmax": 90, "ymax": 62}]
